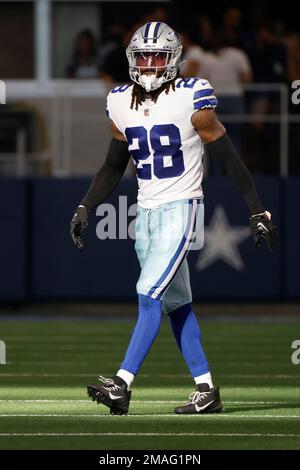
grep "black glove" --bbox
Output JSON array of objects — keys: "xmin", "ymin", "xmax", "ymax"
[
  {"xmin": 70, "ymin": 205, "xmax": 89, "ymax": 251},
  {"xmin": 250, "ymin": 211, "xmax": 277, "ymax": 252}
]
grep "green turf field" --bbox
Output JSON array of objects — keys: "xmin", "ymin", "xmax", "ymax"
[{"xmin": 0, "ymin": 318, "xmax": 299, "ymax": 450}]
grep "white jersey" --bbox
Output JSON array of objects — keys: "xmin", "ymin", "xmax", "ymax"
[{"xmin": 107, "ymin": 77, "xmax": 218, "ymax": 208}]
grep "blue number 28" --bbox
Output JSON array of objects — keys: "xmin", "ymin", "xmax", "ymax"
[{"xmin": 125, "ymin": 124, "xmax": 185, "ymax": 180}]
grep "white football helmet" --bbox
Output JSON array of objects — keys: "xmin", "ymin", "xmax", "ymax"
[{"xmin": 126, "ymin": 22, "xmax": 182, "ymax": 92}]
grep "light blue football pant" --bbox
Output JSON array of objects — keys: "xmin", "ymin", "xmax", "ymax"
[
  {"xmin": 119, "ymin": 198, "xmax": 209, "ymax": 376},
  {"xmin": 135, "ymin": 198, "xmax": 204, "ymax": 311}
]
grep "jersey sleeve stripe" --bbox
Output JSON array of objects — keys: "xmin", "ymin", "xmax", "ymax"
[
  {"xmin": 194, "ymin": 98, "xmax": 218, "ymax": 110},
  {"xmin": 194, "ymin": 95, "xmax": 216, "ymax": 103},
  {"xmin": 193, "ymin": 88, "xmax": 214, "ymax": 100}
]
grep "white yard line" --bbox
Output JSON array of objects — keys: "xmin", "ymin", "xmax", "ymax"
[
  {"xmin": 1, "ymin": 373, "xmax": 300, "ymax": 378},
  {"xmin": 0, "ymin": 400, "xmax": 298, "ymax": 405},
  {"xmin": 0, "ymin": 414, "xmax": 299, "ymax": 418},
  {"xmin": 7, "ymin": 361, "xmax": 284, "ymax": 366},
  {"xmin": 0, "ymin": 432, "xmax": 298, "ymax": 438}
]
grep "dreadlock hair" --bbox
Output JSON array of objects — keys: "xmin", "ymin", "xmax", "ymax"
[{"xmin": 130, "ymin": 77, "xmax": 178, "ymax": 111}]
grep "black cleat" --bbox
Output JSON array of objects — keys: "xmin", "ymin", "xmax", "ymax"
[
  {"xmin": 175, "ymin": 383, "xmax": 222, "ymax": 414},
  {"xmin": 87, "ymin": 375, "xmax": 131, "ymax": 415}
]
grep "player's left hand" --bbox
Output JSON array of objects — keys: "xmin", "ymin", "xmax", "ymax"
[
  {"xmin": 250, "ymin": 211, "xmax": 277, "ymax": 252},
  {"xmin": 70, "ymin": 205, "xmax": 89, "ymax": 251}
]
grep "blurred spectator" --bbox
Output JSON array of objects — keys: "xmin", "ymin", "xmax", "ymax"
[
  {"xmin": 221, "ymin": 7, "xmax": 256, "ymax": 53},
  {"xmin": 201, "ymin": 32, "xmax": 252, "ymax": 106},
  {"xmin": 197, "ymin": 15, "xmax": 213, "ymax": 50},
  {"xmin": 200, "ymin": 32, "xmax": 252, "ymax": 154},
  {"xmin": 67, "ymin": 29, "xmax": 99, "ymax": 79},
  {"xmin": 245, "ymin": 24, "xmax": 288, "ymax": 173},
  {"xmin": 98, "ymin": 23, "xmax": 126, "ymax": 70},
  {"xmin": 142, "ymin": 7, "xmax": 168, "ymax": 24},
  {"xmin": 179, "ymin": 30, "xmax": 204, "ymax": 78},
  {"xmin": 248, "ymin": 25, "xmax": 287, "ymax": 83},
  {"xmin": 100, "ymin": 28, "xmax": 132, "ymax": 86},
  {"xmin": 285, "ymin": 32, "xmax": 300, "ymax": 82},
  {"xmin": 222, "ymin": 7, "xmax": 242, "ymax": 47}
]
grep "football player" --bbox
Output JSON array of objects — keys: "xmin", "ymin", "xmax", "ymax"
[{"xmin": 70, "ymin": 22, "xmax": 277, "ymax": 415}]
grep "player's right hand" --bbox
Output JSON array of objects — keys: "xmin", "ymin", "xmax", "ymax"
[{"xmin": 70, "ymin": 205, "xmax": 89, "ymax": 251}]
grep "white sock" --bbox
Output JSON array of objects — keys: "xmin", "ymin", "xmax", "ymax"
[
  {"xmin": 117, "ymin": 369, "xmax": 135, "ymax": 388},
  {"xmin": 194, "ymin": 372, "xmax": 213, "ymax": 388}
]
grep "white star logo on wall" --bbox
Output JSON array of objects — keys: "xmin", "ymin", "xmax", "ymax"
[{"xmin": 196, "ymin": 206, "xmax": 251, "ymax": 271}]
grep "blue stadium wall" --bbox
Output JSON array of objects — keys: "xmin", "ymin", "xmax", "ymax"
[{"xmin": 0, "ymin": 176, "xmax": 296, "ymax": 301}]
